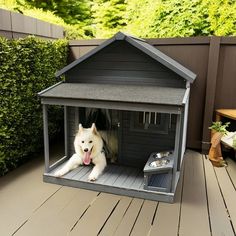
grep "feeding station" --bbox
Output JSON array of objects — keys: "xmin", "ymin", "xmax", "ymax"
[{"xmin": 38, "ymin": 32, "xmax": 196, "ymax": 203}]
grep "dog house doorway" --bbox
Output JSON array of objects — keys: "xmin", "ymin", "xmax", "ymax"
[{"xmin": 69, "ymin": 107, "xmax": 177, "ymax": 168}]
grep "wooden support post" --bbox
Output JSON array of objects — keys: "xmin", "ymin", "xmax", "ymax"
[
  {"xmin": 171, "ymin": 112, "xmax": 182, "ymax": 192},
  {"xmin": 202, "ymin": 36, "xmax": 221, "ymax": 153},
  {"xmin": 43, "ymin": 104, "xmax": 50, "ymax": 173},
  {"xmin": 64, "ymin": 106, "xmax": 69, "ymax": 158}
]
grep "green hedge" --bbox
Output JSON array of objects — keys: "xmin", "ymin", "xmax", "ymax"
[{"xmin": 0, "ymin": 36, "xmax": 68, "ymax": 175}]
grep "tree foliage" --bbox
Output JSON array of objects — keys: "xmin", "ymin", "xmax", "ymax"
[
  {"xmin": 1, "ymin": 0, "xmax": 236, "ymax": 39},
  {"xmin": 17, "ymin": 0, "xmax": 92, "ymax": 25},
  {"xmin": 125, "ymin": 0, "xmax": 236, "ymax": 38},
  {"xmin": 91, "ymin": 0, "xmax": 127, "ymax": 38}
]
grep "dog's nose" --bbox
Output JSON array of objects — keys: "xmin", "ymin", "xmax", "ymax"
[{"xmin": 84, "ymin": 148, "xmax": 88, "ymax": 152}]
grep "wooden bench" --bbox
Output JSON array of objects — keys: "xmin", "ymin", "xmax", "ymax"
[{"xmin": 216, "ymin": 109, "xmax": 236, "ymax": 159}]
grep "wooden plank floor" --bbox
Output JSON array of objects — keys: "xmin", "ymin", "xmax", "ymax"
[
  {"xmin": 45, "ymin": 162, "xmax": 174, "ymax": 202},
  {"xmin": 0, "ymin": 148, "xmax": 236, "ymax": 236}
]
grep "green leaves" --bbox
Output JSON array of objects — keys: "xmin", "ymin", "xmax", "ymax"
[
  {"xmin": 209, "ymin": 121, "xmax": 230, "ymax": 135},
  {"xmin": 0, "ymin": 36, "xmax": 68, "ymax": 175},
  {"xmin": 93, "ymin": 0, "xmax": 236, "ymax": 38}
]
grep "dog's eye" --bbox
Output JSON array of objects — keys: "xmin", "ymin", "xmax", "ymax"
[
  {"xmin": 81, "ymin": 141, "xmax": 84, "ymax": 143},
  {"xmin": 89, "ymin": 140, "xmax": 93, "ymax": 143}
]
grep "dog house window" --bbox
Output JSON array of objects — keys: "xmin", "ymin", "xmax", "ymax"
[{"xmin": 131, "ymin": 112, "xmax": 170, "ymax": 134}]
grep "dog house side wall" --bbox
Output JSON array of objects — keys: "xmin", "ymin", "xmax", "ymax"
[{"xmin": 65, "ymin": 41, "xmax": 186, "ymax": 88}]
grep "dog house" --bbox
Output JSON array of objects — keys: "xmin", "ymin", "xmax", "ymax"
[{"xmin": 38, "ymin": 32, "xmax": 196, "ymax": 203}]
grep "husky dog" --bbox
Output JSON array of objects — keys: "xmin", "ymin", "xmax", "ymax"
[{"xmin": 54, "ymin": 123, "xmax": 107, "ymax": 181}]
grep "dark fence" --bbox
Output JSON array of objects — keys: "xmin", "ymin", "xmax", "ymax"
[
  {"xmin": 0, "ymin": 8, "xmax": 64, "ymax": 39},
  {"xmin": 69, "ymin": 36, "xmax": 236, "ymax": 152}
]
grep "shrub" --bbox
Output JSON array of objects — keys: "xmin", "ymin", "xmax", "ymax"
[{"xmin": 0, "ymin": 36, "xmax": 68, "ymax": 175}]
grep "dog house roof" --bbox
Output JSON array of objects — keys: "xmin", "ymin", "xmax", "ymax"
[
  {"xmin": 39, "ymin": 32, "xmax": 196, "ymax": 111},
  {"xmin": 56, "ymin": 32, "xmax": 196, "ymax": 82},
  {"xmin": 39, "ymin": 82, "xmax": 188, "ymax": 106}
]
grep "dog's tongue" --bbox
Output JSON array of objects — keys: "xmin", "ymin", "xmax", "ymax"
[{"xmin": 83, "ymin": 151, "xmax": 91, "ymax": 165}]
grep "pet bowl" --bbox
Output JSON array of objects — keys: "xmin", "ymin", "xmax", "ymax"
[
  {"xmin": 149, "ymin": 159, "xmax": 170, "ymax": 168},
  {"xmin": 153, "ymin": 151, "xmax": 172, "ymax": 159}
]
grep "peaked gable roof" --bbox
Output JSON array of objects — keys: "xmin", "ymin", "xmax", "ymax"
[{"xmin": 56, "ymin": 32, "xmax": 196, "ymax": 83}]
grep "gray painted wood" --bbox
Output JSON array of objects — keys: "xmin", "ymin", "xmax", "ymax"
[
  {"xmin": 41, "ymin": 97, "xmax": 182, "ymax": 114},
  {"xmin": 39, "ymin": 83, "xmax": 187, "ymax": 106},
  {"xmin": 43, "ymin": 104, "xmax": 49, "ymax": 173},
  {"xmin": 56, "ymin": 32, "xmax": 196, "ymax": 83},
  {"xmin": 126, "ymin": 36, "xmax": 196, "ymax": 82},
  {"xmin": 64, "ymin": 106, "xmax": 69, "ymax": 157},
  {"xmin": 171, "ymin": 113, "xmax": 182, "ymax": 191},
  {"xmin": 119, "ymin": 111, "xmax": 176, "ymax": 167},
  {"xmin": 44, "ymin": 162, "xmax": 176, "ymax": 202}
]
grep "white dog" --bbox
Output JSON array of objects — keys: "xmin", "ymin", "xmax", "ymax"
[{"xmin": 54, "ymin": 123, "xmax": 107, "ymax": 181}]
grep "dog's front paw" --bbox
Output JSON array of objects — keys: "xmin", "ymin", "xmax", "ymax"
[
  {"xmin": 88, "ymin": 173, "xmax": 98, "ymax": 181},
  {"xmin": 54, "ymin": 170, "xmax": 64, "ymax": 177}
]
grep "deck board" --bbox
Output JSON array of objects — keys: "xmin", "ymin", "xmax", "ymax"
[
  {"xmin": 149, "ymin": 156, "xmax": 184, "ymax": 236},
  {"xmin": 178, "ymin": 151, "xmax": 211, "ymax": 236},
  {"xmin": 69, "ymin": 193, "xmax": 120, "ymax": 235},
  {"xmin": 1, "ymin": 149, "xmax": 236, "ymax": 236},
  {"xmin": 98, "ymin": 196, "xmax": 132, "ymax": 236},
  {"xmin": 226, "ymin": 158, "xmax": 236, "ymax": 188},
  {"xmin": 113, "ymin": 198, "xmax": 144, "ymax": 236},
  {"xmin": 14, "ymin": 188, "xmax": 98, "ymax": 236},
  {"xmin": 0, "ymin": 159, "xmax": 60, "ymax": 236},
  {"xmin": 130, "ymin": 200, "xmax": 157, "ymax": 236},
  {"xmin": 214, "ymin": 165, "xmax": 236, "ymax": 231},
  {"xmin": 203, "ymin": 156, "xmax": 235, "ymax": 236}
]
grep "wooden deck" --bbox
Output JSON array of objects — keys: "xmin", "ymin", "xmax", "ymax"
[{"xmin": 0, "ymin": 148, "xmax": 236, "ymax": 236}]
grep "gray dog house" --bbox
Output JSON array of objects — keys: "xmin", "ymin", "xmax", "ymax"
[{"xmin": 39, "ymin": 32, "xmax": 196, "ymax": 203}]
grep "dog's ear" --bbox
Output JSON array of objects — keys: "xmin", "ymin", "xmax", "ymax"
[
  {"xmin": 78, "ymin": 123, "xmax": 84, "ymax": 133},
  {"xmin": 91, "ymin": 123, "xmax": 98, "ymax": 134}
]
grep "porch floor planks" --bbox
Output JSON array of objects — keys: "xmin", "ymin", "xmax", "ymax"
[
  {"xmin": 203, "ymin": 156, "xmax": 235, "ymax": 236},
  {"xmin": 178, "ymin": 151, "xmax": 211, "ymax": 236},
  {"xmin": 1, "ymin": 149, "xmax": 236, "ymax": 236},
  {"xmin": 214, "ymin": 162, "xmax": 236, "ymax": 231}
]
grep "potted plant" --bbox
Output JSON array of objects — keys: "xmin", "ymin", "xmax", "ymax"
[
  {"xmin": 208, "ymin": 121, "xmax": 230, "ymax": 167},
  {"xmin": 209, "ymin": 121, "xmax": 230, "ymax": 135}
]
